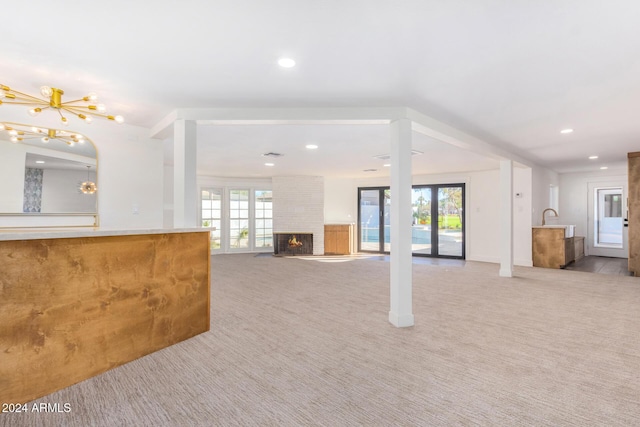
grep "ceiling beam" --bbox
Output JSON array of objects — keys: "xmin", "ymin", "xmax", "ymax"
[{"xmin": 150, "ymin": 105, "xmax": 536, "ymax": 168}]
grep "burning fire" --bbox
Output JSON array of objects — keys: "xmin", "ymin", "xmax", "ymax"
[{"xmin": 288, "ymin": 235, "xmax": 304, "ymax": 247}]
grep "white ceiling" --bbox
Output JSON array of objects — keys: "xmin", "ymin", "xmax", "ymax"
[
  {"xmin": 2, "ymin": 1, "xmax": 640, "ymax": 176},
  {"xmin": 190, "ymin": 124, "xmax": 499, "ymax": 178}
]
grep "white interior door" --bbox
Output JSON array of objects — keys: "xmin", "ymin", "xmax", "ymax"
[{"xmin": 587, "ymin": 183, "xmax": 628, "ymax": 258}]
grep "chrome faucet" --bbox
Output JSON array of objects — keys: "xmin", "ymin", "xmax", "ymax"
[{"xmin": 542, "ymin": 208, "xmax": 558, "ymax": 226}]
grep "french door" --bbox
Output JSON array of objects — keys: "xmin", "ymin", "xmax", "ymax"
[{"xmin": 358, "ymin": 184, "xmax": 465, "ymax": 258}]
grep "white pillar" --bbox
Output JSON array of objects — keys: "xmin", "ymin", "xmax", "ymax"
[
  {"xmin": 173, "ymin": 119, "xmax": 197, "ymax": 228},
  {"xmin": 499, "ymin": 159, "xmax": 514, "ymax": 277},
  {"xmin": 389, "ymin": 118, "xmax": 414, "ymax": 327}
]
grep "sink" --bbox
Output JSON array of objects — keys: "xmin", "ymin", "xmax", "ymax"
[{"xmin": 543, "ymin": 225, "xmax": 575, "ymax": 238}]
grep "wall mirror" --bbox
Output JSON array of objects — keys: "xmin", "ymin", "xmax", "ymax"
[{"xmin": 0, "ymin": 122, "xmax": 97, "ymax": 214}]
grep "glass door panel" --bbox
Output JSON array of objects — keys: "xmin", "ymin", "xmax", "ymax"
[
  {"xmin": 255, "ymin": 190, "xmax": 273, "ymax": 249},
  {"xmin": 596, "ymin": 188, "xmax": 623, "ymax": 248},
  {"xmin": 359, "ymin": 184, "xmax": 464, "ymax": 258},
  {"xmin": 359, "ymin": 189, "xmax": 381, "ymax": 252},
  {"xmin": 411, "ymin": 187, "xmax": 432, "ymax": 255},
  {"xmin": 383, "ymin": 189, "xmax": 391, "ymax": 252},
  {"xmin": 437, "ymin": 186, "xmax": 463, "ymax": 257},
  {"xmin": 201, "ymin": 188, "xmax": 222, "ymax": 251},
  {"xmin": 229, "ymin": 189, "xmax": 249, "ymax": 249}
]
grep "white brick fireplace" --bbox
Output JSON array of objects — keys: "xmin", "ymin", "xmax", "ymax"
[{"xmin": 272, "ymin": 176, "xmax": 324, "ymax": 255}]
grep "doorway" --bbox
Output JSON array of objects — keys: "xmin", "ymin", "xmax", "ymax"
[
  {"xmin": 587, "ymin": 183, "xmax": 628, "ymax": 258},
  {"xmin": 358, "ymin": 184, "xmax": 465, "ymax": 258}
]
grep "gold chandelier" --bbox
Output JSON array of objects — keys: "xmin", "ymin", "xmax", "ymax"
[
  {"xmin": 81, "ymin": 165, "xmax": 97, "ymax": 194},
  {"xmin": 0, "ymin": 122, "xmax": 87, "ymax": 146},
  {"xmin": 0, "ymin": 84, "xmax": 124, "ymax": 125}
]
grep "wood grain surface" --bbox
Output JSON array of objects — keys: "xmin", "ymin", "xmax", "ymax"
[
  {"xmin": 0, "ymin": 231, "xmax": 210, "ymax": 403},
  {"xmin": 532, "ymin": 227, "xmax": 566, "ymax": 268},
  {"xmin": 629, "ymin": 152, "xmax": 640, "ymax": 275}
]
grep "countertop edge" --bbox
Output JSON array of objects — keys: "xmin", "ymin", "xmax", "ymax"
[{"xmin": 0, "ymin": 228, "xmax": 211, "ymax": 241}]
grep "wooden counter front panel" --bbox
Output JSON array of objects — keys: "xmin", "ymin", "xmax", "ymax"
[
  {"xmin": 0, "ymin": 232, "xmax": 210, "ymax": 403},
  {"xmin": 533, "ymin": 228, "xmax": 569, "ymax": 269},
  {"xmin": 629, "ymin": 152, "xmax": 640, "ymax": 275}
]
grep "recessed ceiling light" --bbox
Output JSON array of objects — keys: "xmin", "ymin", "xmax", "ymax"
[
  {"xmin": 588, "ymin": 155, "xmax": 598, "ymax": 160},
  {"xmin": 363, "ymin": 169, "xmax": 377, "ymax": 172},
  {"xmin": 600, "ymin": 166, "xmax": 608, "ymax": 170},
  {"xmin": 305, "ymin": 144, "xmax": 318, "ymax": 150},
  {"xmin": 560, "ymin": 128, "xmax": 574, "ymax": 134},
  {"xmin": 383, "ymin": 164, "xmax": 391, "ymax": 167},
  {"xmin": 264, "ymin": 163, "xmax": 275, "ymax": 167},
  {"xmin": 278, "ymin": 58, "xmax": 296, "ymax": 68},
  {"xmin": 35, "ymin": 160, "xmax": 45, "ymax": 164}
]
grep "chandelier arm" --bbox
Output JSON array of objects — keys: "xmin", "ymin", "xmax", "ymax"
[
  {"xmin": 62, "ymin": 106, "xmax": 91, "ymax": 114},
  {"xmin": 0, "ymin": 100, "xmax": 50, "ymax": 106},
  {"xmin": 63, "ymin": 106, "xmax": 115, "ymax": 120},
  {"xmin": 3, "ymin": 88, "xmax": 48, "ymax": 102},
  {"xmin": 62, "ymin": 98, "xmax": 91, "ymax": 105}
]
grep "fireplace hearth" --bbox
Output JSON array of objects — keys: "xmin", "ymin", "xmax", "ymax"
[{"xmin": 273, "ymin": 233, "xmax": 313, "ymax": 256}]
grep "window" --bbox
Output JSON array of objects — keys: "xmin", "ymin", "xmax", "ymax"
[
  {"xmin": 201, "ymin": 188, "xmax": 222, "ymax": 250},
  {"xmin": 229, "ymin": 189, "xmax": 249, "ymax": 249},
  {"xmin": 255, "ymin": 190, "xmax": 273, "ymax": 248}
]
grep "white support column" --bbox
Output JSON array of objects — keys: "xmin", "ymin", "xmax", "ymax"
[
  {"xmin": 499, "ymin": 159, "xmax": 514, "ymax": 277},
  {"xmin": 173, "ymin": 119, "xmax": 198, "ymax": 228},
  {"xmin": 389, "ymin": 118, "xmax": 414, "ymax": 327}
]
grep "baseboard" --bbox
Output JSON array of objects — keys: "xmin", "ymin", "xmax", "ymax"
[
  {"xmin": 467, "ymin": 255, "xmax": 533, "ymax": 268},
  {"xmin": 467, "ymin": 255, "xmax": 499, "ymax": 264},
  {"xmin": 515, "ymin": 258, "xmax": 533, "ymax": 267}
]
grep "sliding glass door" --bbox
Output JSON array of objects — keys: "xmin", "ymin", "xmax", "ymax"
[
  {"xmin": 359, "ymin": 184, "xmax": 464, "ymax": 258},
  {"xmin": 359, "ymin": 188, "xmax": 390, "ymax": 252},
  {"xmin": 434, "ymin": 185, "xmax": 464, "ymax": 257}
]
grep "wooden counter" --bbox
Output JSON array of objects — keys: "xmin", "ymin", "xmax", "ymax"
[
  {"xmin": 629, "ymin": 152, "xmax": 640, "ymax": 276},
  {"xmin": 0, "ymin": 229, "xmax": 211, "ymax": 403},
  {"xmin": 532, "ymin": 227, "xmax": 575, "ymax": 268}
]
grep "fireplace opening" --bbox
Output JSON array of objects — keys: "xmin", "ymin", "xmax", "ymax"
[{"xmin": 273, "ymin": 233, "xmax": 313, "ymax": 256}]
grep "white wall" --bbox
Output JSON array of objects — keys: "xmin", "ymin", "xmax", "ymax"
[
  {"xmin": 0, "ymin": 109, "xmax": 164, "ymax": 229},
  {"xmin": 0, "ymin": 142, "xmax": 26, "ymax": 212},
  {"xmin": 324, "ymin": 177, "xmax": 357, "ymax": 224},
  {"xmin": 163, "ymin": 164, "xmax": 174, "ymax": 228},
  {"xmin": 513, "ymin": 166, "xmax": 533, "ymax": 266},
  {"xmin": 42, "ymin": 169, "xmax": 96, "ymax": 213},
  {"xmin": 531, "ymin": 165, "xmax": 560, "ymax": 226},
  {"xmin": 92, "ymin": 122, "xmax": 164, "ymax": 228}
]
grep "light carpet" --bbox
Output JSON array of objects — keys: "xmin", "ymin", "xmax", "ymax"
[{"xmin": 2, "ymin": 254, "xmax": 640, "ymax": 426}]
